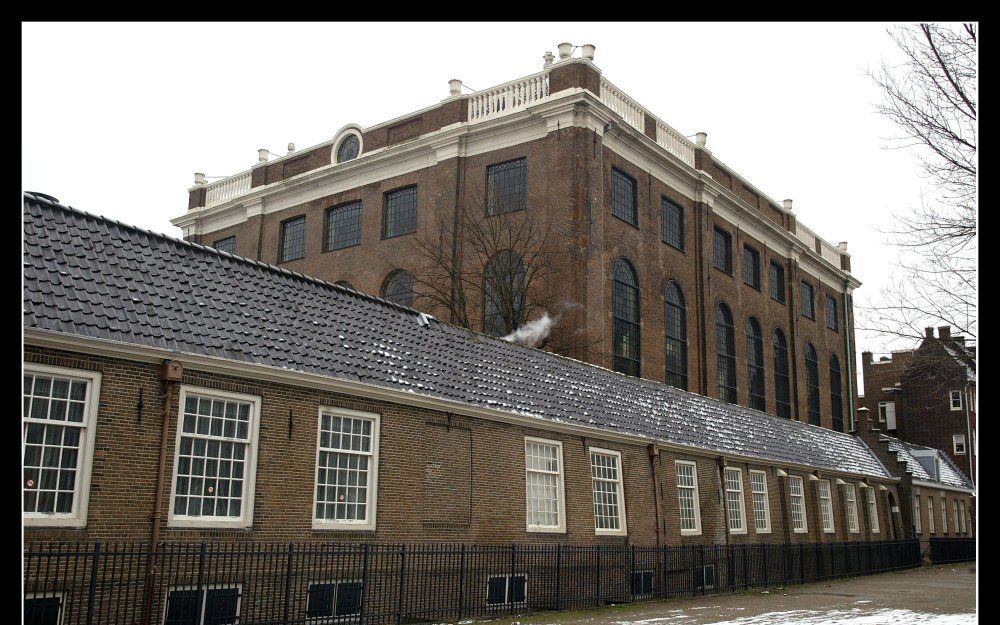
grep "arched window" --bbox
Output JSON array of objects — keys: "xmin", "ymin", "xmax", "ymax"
[
  {"xmin": 664, "ymin": 281, "xmax": 687, "ymax": 390},
  {"xmin": 612, "ymin": 258, "xmax": 641, "ymax": 377},
  {"xmin": 715, "ymin": 303, "xmax": 736, "ymax": 403},
  {"xmin": 746, "ymin": 317, "xmax": 765, "ymax": 411},
  {"xmin": 830, "ymin": 354, "xmax": 844, "ymax": 432},
  {"xmin": 336, "ymin": 134, "xmax": 360, "ymax": 163},
  {"xmin": 483, "ymin": 250, "xmax": 526, "ymax": 337},
  {"xmin": 805, "ymin": 343, "xmax": 820, "ymax": 425},
  {"xmin": 773, "ymin": 329, "xmax": 791, "ymax": 419},
  {"xmin": 381, "ymin": 270, "xmax": 414, "ymax": 308}
]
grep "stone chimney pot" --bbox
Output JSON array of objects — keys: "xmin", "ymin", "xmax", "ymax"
[
  {"xmin": 581, "ymin": 44, "xmax": 596, "ymax": 61},
  {"xmin": 258, "ymin": 149, "xmax": 269, "ymax": 163},
  {"xmin": 557, "ymin": 42, "xmax": 573, "ymax": 59},
  {"xmin": 696, "ymin": 132, "xmax": 707, "ymax": 148},
  {"xmin": 783, "ymin": 199, "xmax": 794, "ymax": 211},
  {"xmin": 448, "ymin": 79, "xmax": 462, "ymax": 96},
  {"xmin": 938, "ymin": 326, "xmax": 951, "ymax": 339},
  {"xmin": 194, "ymin": 172, "xmax": 206, "ymax": 185}
]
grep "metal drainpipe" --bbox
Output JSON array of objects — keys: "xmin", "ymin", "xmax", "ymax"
[
  {"xmin": 842, "ymin": 287, "xmax": 856, "ymax": 432},
  {"xmin": 647, "ymin": 445, "xmax": 664, "ymax": 549},
  {"xmin": 963, "ymin": 381, "xmax": 975, "ymax": 490},
  {"xmin": 718, "ymin": 457, "xmax": 731, "ymax": 545}
]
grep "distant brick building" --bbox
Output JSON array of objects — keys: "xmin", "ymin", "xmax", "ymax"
[
  {"xmin": 860, "ymin": 326, "xmax": 976, "ymax": 483},
  {"xmin": 172, "ymin": 44, "xmax": 860, "ymax": 433}
]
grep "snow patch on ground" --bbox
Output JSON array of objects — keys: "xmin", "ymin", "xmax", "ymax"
[{"xmin": 619, "ymin": 608, "xmax": 974, "ymax": 625}]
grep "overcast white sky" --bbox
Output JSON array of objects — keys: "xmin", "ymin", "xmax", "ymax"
[{"xmin": 23, "ymin": 22, "xmax": 940, "ymax": 392}]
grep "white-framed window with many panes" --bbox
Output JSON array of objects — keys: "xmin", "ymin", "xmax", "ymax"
[
  {"xmin": 953, "ymin": 434, "xmax": 966, "ymax": 455},
  {"xmin": 749, "ymin": 470, "xmax": 771, "ymax": 533},
  {"xmin": 952, "ymin": 499, "xmax": 961, "ymax": 534},
  {"xmin": 589, "ymin": 447, "xmax": 627, "ymax": 535},
  {"xmin": 866, "ymin": 486, "xmax": 880, "ymax": 534},
  {"xmin": 23, "ymin": 364, "xmax": 102, "ymax": 528},
  {"xmin": 818, "ymin": 480, "xmax": 835, "ymax": 533},
  {"xmin": 912, "ymin": 493, "xmax": 921, "ymax": 533},
  {"xmin": 789, "ymin": 475, "xmax": 807, "ymax": 533},
  {"xmin": 845, "ymin": 483, "xmax": 860, "ymax": 533},
  {"xmin": 940, "ymin": 496, "xmax": 948, "ymax": 533},
  {"xmin": 959, "ymin": 500, "xmax": 968, "ymax": 534},
  {"xmin": 313, "ymin": 407, "xmax": 381, "ymax": 531},
  {"xmin": 168, "ymin": 386, "xmax": 261, "ymax": 528},
  {"xmin": 927, "ymin": 497, "xmax": 935, "ymax": 533},
  {"xmin": 525, "ymin": 437, "xmax": 566, "ymax": 533},
  {"xmin": 724, "ymin": 467, "xmax": 747, "ymax": 534},
  {"xmin": 949, "ymin": 390, "xmax": 962, "ymax": 411},
  {"xmin": 675, "ymin": 460, "xmax": 702, "ymax": 535}
]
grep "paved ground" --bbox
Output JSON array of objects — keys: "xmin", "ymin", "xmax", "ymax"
[{"xmin": 478, "ymin": 564, "xmax": 976, "ymax": 625}]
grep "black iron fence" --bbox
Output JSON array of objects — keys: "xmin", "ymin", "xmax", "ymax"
[
  {"xmin": 24, "ymin": 539, "xmax": 921, "ymax": 625},
  {"xmin": 929, "ymin": 537, "xmax": 976, "ymax": 564}
]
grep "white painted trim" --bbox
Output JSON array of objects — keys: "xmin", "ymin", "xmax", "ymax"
[
  {"xmin": 588, "ymin": 446, "xmax": 628, "ymax": 536},
  {"xmin": 818, "ymin": 479, "xmax": 835, "ymax": 533},
  {"xmin": 749, "ymin": 469, "xmax": 772, "ymax": 534},
  {"xmin": 866, "ymin": 486, "xmax": 880, "ymax": 534},
  {"xmin": 789, "ymin": 475, "xmax": 808, "ymax": 533},
  {"xmin": 24, "ymin": 328, "xmax": 900, "ymax": 485},
  {"xmin": 952, "ymin": 434, "xmax": 967, "ymax": 455},
  {"xmin": 724, "ymin": 466, "xmax": 748, "ymax": 535},
  {"xmin": 524, "ymin": 436, "xmax": 566, "ymax": 533},
  {"xmin": 675, "ymin": 459, "xmax": 702, "ymax": 536},
  {"xmin": 949, "ymin": 390, "xmax": 963, "ymax": 411},
  {"xmin": 22, "ymin": 363, "xmax": 102, "ymax": 529},
  {"xmin": 311, "ymin": 406, "xmax": 380, "ymax": 532},
  {"xmin": 332, "ymin": 126, "xmax": 364, "ymax": 165},
  {"xmin": 166, "ymin": 386, "xmax": 262, "ymax": 529},
  {"xmin": 844, "ymin": 482, "xmax": 860, "ymax": 533},
  {"xmin": 910, "ymin": 479, "xmax": 973, "ymax": 495}
]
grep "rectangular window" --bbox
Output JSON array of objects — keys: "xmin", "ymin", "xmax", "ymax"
[
  {"xmin": 959, "ymin": 500, "xmax": 968, "ymax": 533},
  {"xmin": 611, "ymin": 167, "xmax": 638, "ymax": 226},
  {"xmin": 383, "ymin": 186, "xmax": 417, "ymax": 239},
  {"xmin": 769, "ymin": 261, "xmax": 785, "ymax": 303},
  {"xmin": 279, "ymin": 215, "xmax": 306, "ymax": 262},
  {"xmin": 487, "ymin": 158, "xmax": 527, "ymax": 215},
  {"xmin": 877, "ymin": 401, "xmax": 895, "ymax": 424},
  {"xmin": 789, "ymin": 476, "xmax": 807, "ymax": 533},
  {"xmin": 23, "ymin": 365, "xmax": 102, "ymax": 528},
  {"xmin": 486, "ymin": 575, "xmax": 526, "ymax": 607},
  {"xmin": 940, "ymin": 497, "xmax": 948, "ymax": 533},
  {"xmin": 169, "ymin": 387, "xmax": 260, "ymax": 528},
  {"xmin": 927, "ymin": 497, "xmax": 935, "ymax": 533},
  {"xmin": 724, "ymin": 467, "xmax": 747, "ymax": 534},
  {"xmin": 845, "ymin": 484, "xmax": 860, "ymax": 533},
  {"xmin": 800, "ymin": 281, "xmax": 815, "ymax": 319},
  {"xmin": 742, "ymin": 245, "xmax": 760, "ymax": 290},
  {"xmin": 590, "ymin": 448, "xmax": 627, "ymax": 535},
  {"xmin": 165, "ymin": 585, "xmax": 241, "ymax": 625},
  {"xmin": 213, "ymin": 236, "xmax": 236, "ymax": 255},
  {"xmin": 525, "ymin": 437, "xmax": 565, "ymax": 532},
  {"xmin": 952, "ymin": 500, "xmax": 961, "ymax": 535},
  {"xmin": 24, "ymin": 592, "xmax": 63, "ymax": 625},
  {"xmin": 749, "ymin": 470, "xmax": 771, "ymax": 533},
  {"xmin": 913, "ymin": 493, "xmax": 921, "ymax": 533},
  {"xmin": 307, "ymin": 580, "xmax": 363, "ymax": 620},
  {"xmin": 950, "ymin": 390, "xmax": 963, "ymax": 411},
  {"xmin": 314, "ymin": 408, "xmax": 380, "ymax": 530},
  {"xmin": 866, "ymin": 487, "xmax": 880, "ymax": 534},
  {"xmin": 661, "ymin": 197, "xmax": 684, "ymax": 250},
  {"xmin": 825, "ymin": 296, "xmax": 839, "ymax": 331},
  {"xmin": 818, "ymin": 480, "xmax": 835, "ymax": 533},
  {"xmin": 630, "ymin": 570, "xmax": 654, "ymax": 596},
  {"xmin": 325, "ymin": 201, "xmax": 362, "ymax": 251},
  {"xmin": 694, "ymin": 564, "xmax": 716, "ymax": 590},
  {"xmin": 953, "ymin": 434, "xmax": 966, "ymax": 455},
  {"xmin": 675, "ymin": 460, "xmax": 702, "ymax": 535},
  {"xmin": 712, "ymin": 227, "xmax": 732, "ymax": 273}
]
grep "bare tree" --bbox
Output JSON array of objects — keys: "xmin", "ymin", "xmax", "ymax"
[{"xmin": 857, "ymin": 23, "xmax": 977, "ymax": 346}]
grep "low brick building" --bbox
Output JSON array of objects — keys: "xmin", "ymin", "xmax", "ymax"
[{"xmin": 24, "ymin": 193, "xmax": 908, "ymax": 623}]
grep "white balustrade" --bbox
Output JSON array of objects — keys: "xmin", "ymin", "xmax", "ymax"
[
  {"xmin": 205, "ymin": 170, "xmax": 252, "ymax": 207},
  {"xmin": 599, "ymin": 78, "xmax": 645, "ymax": 132},
  {"xmin": 467, "ymin": 72, "xmax": 550, "ymax": 122},
  {"xmin": 655, "ymin": 119, "xmax": 696, "ymax": 167}
]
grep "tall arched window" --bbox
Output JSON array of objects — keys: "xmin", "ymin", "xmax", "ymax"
[
  {"xmin": 773, "ymin": 329, "xmax": 791, "ymax": 419},
  {"xmin": 715, "ymin": 303, "xmax": 736, "ymax": 403},
  {"xmin": 483, "ymin": 250, "xmax": 526, "ymax": 337},
  {"xmin": 830, "ymin": 354, "xmax": 844, "ymax": 432},
  {"xmin": 612, "ymin": 258, "xmax": 641, "ymax": 377},
  {"xmin": 381, "ymin": 270, "xmax": 414, "ymax": 308},
  {"xmin": 664, "ymin": 281, "xmax": 687, "ymax": 390},
  {"xmin": 805, "ymin": 343, "xmax": 820, "ymax": 425},
  {"xmin": 746, "ymin": 317, "xmax": 765, "ymax": 411}
]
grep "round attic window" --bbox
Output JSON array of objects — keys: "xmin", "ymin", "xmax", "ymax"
[{"xmin": 336, "ymin": 135, "xmax": 360, "ymax": 163}]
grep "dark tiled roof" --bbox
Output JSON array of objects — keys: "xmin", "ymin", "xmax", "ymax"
[
  {"xmin": 23, "ymin": 193, "xmax": 892, "ymax": 479},
  {"xmin": 881, "ymin": 435, "xmax": 973, "ymax": 490}
]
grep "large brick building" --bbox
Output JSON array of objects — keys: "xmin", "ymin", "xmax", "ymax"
[
  {"xmin": 172, "ymin": 45, "xmax": 861, "ymax": 433},
  {"xmin": 24, "ymin": 192, "xmax": 946, "ymax": 623},
  {"xmin": 860, "ymin": 326, "xmax": 977, "ymax": 482}
]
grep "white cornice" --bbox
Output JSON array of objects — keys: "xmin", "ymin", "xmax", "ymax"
[
  {"xmin": 911, "ymin": 479, "xmax": 974, "ymax": 495},
  {"xmin": 24, "ymin": 327, "xmax": 896, "ymax": 484}
]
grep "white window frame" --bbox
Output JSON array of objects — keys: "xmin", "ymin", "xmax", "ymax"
[
  {"xmin": 675, "ymin": 460, "xmax": 702, "ymax": 536},
  {"xmin": 24, "ymin": 590, "xmax": 65, "ymax": 625},
  {"xmin": 818, "ymin": 479, "xmax": 835, "ymax": 533},
  {"xmin": 959, "ymin": 500, "xmax": 968, "ymax": 534},
  {"xmin": 23, "ymin": 363, "xmax": 102, "ymax": 528},
  {"xmin": 845, "ymin": 484, "xmax": 860, "ymax": 533},
  {"xmin": 162, "ymin": 583, "xmax": 242, "ymax": 625},
  {"xmin": 167, "ymin": 386, "xmax": 261, "ymax": 529},
  {"xmin": 589, "ymin": 447, "xmax": 627, "ymax": 536},
  {"xmin": 724, "ymin": 467, "xmax": 747, "ymax": 535},
  {"xmin": 940, "ymin": 495, "xmax": 948, "ymax": 533},
  {"xmin": 877, "ymin": 401, "xmax": 894, "ymax": 423},
  {"xmin": 789, "ymin": 475, "xmax": 808, "ymax": 533},
  {"xmin": 927, "ymin": 497, "xmax": 935, "ymax": 533},
  {"xmin": 912, "ymin": 493, "xmax": 921, "ymax": 534},
  {"xmin": 305, "ymin": 578, "xmax": 364, "ymax": 622},
  {"xmin": 952, "ymin": 499, "xmax": 961, "ymax": 535},
  {"xmin": 866, "ymin": 486, "xmax": 880, "ymax": 534},
  {"xmin": 953, "ymin": 434, "xmax": 966, "ymax": 455},
  {"xmin": 524, "ymin": 437, "xmax": 566, "ymax": 533},
  {"xmin": 749, "ymin": 469, "xmax": 771, "ymax": 534},
  {"xmin": 949, "ymin": 390, "xmax": 962, "ymax": 411},
  {"xmin": 312, "ymin": 407, "xmax": 381, "ymax": 531},
  {"xmin": 484, "ymin": 573, "xmax": 528, "ymax": 609}
]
